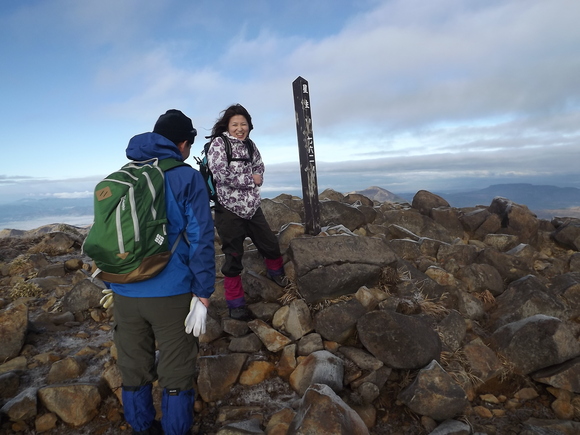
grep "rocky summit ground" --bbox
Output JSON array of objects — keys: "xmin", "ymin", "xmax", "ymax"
[{"xmin": 1, "ymin": 188, "xmax": 580, "ymax": 434}]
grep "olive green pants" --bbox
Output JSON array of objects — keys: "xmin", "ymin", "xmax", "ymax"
[{"xmin": 113, "ymin": 293, "xmax": 198, "ymax": 391}]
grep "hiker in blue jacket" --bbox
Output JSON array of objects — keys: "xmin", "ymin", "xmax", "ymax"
[{"xmin": 110, "ymin": 110, "xmax": 215, "ymax": 435}]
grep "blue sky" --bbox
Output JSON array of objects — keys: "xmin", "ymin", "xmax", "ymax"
[{"xmin": 1, "ymin": 0, "xmax": 579, "ymax": 205}]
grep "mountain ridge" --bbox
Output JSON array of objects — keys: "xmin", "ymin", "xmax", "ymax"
[{"xmin": 2, "ymin": 183, "xmax": 580, "ymax": 230}]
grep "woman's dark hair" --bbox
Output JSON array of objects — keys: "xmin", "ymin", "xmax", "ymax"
[{"xmin": 207, "ymin": 104, "xmax": 253, "ymax": 140}]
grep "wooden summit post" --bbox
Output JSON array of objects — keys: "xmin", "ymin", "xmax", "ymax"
[{"xmin": 292, "ymin": 76, "xmax": 321, "ymax": 235}]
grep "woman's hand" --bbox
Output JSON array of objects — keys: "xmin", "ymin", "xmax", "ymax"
[{"xmin": 252, "ymin": 173, "xmax": 263, "ymax": 186}]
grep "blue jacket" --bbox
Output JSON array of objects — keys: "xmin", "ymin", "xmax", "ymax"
[{"xmin": 111, "ymin": 132, "xmax": 215, "ymax": 299}]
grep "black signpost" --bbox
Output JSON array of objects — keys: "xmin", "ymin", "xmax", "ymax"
[{"xmin": 292, "ymin": 76, "xmax": 321, "ymax": 235}]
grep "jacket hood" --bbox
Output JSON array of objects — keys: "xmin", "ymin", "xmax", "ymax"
[{"xmin": 125, "ymin": 132, "xmax": 183, "ymax": 162}]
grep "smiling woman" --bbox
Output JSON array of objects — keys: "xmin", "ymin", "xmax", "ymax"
[{"xmin": 206, "ymin": 104, "xmax": 288, "ymax": 320}]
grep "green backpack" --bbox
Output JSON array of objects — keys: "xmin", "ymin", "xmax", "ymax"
[{"xmin": 83, "ymin": 158, "xmax": 188, "ymax": 284}]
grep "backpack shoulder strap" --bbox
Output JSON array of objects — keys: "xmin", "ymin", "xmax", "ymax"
[
  {"xmin": 221, "ymin": 135, "xmax": 233, "ymax": 164},
  {"xmin": 246, "ymin": 139, "xmax": 255, "ymax": 160},
  {"xmin": 158, "ymin": 158, "xmax": 190, "ymax": 172}
]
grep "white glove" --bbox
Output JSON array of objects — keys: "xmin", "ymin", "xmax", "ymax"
[
  {"xmin": 100, "ymin": 289, "xmax": 114, "ymax": 309},
  {"xmin": 184, "ymin": 296, "xmax": 207, "ymax": 337}
]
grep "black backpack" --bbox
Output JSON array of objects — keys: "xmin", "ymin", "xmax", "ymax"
[{"xmin": 195, "ymin": 135, "xmax": 255, "ymax": 203}]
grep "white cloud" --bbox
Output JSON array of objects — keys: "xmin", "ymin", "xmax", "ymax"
[
  {"xmin": 1, "ymin": 0, "xmax": 580, "ymax": 203},
  {"xmin": 44, "ymin": 191, "xmax": 93, "ymax": 199}
]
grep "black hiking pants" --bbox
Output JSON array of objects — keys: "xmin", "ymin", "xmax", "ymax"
[{"xmin": 214, "ymin": 203, "xmax": 281, "ymax": 277}]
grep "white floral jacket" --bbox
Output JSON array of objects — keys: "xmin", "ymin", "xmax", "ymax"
[{"xmin": 207, "ymin": 132, "xmax": 265, "ymax": 219}]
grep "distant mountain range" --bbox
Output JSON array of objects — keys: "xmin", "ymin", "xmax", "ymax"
[
  {"xmin": 355, "ymin": 183, "xmax": 580, "ymax": 219},
  {"xmin": 349, "ymin": 186, "xmax": 409, "ymax": 204},
  {"xmin": 2, "ymin": 183, "xmax": 580, "ymax": 230},
  {"xmin": 433, "ymin": 184, "xmax": 580, "ymax": 210}
]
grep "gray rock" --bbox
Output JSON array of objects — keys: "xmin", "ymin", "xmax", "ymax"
[
  {"xmin": 428, "ymin": 419, "xmax": 471, "ymax": 435},
  {"xmin": 319, "ymin": 188, "xmax": 345, "ymax": 202},
  {"xmin": 552, "ymin": 220, "xmax": 580, "ymax": 251},
  {"xmin": 296, "ymin": 333, "xmax": 324, "ymax": 356},
  {"xmin": 0, "ymin": 387, "xmax": 37, "ymax": 421},
  {"xmin": 289, "ymin": 350, "xmax": 344, "ymax": 396},
  {"xmin": 338, "ymin": 346, "xmax": 384, "ymax": 371},
  {"xmin": 288, "ymin": 383, "xmax": 369, "ymax": 435},
  {"xmin": 228, "ymin": 333, "xmax": 263, "ymax": 353},
  {"xmin": 0, "ymin": 372, "xmax": 20, "ymax": 399},
  {"xmin": 247, "ymin": 319, "xmax": 292, "ymax": 352},
  {"xmin": 456, "ymin": 263, "xmax": 504, "ymax": 296},
  {"xmin": 38, "ymin": 383, "xmax": 101, "ymax": 427},
  {"xmin": 412, "ymin": 190, "xmax": 450, "ymax": 218},
  {"xmin": 459, "ymin": 208, "xmax": 490, "ymax": 233},
  {"xmin": 437, "ymin": 243, "xmax": 480, "ymax": 272},
  {"xmin": 197, "ymin": 354, "xmax": 249, "ymax": 402},
  {"xmin": 488, "ymin": 275, "xmax": 567, "ymax": 331},
  {"xmin": 62, "ymin": 278, "xmax": 103, "ymax": 313},
  {"xmin": 357, "ymin": 310, "xmax": 442, "ymax": 369},
  {"xmin": 260, "ymin": 197, "xmax": 302, "ymax": 234},
  {"xmin": 383, "ymin": 209, "xmax": 455, "ymax": 243},
  {"xmin": 483, "ymin": 233, "xmax": 520, "ymax": 252},
  {"xmin": 46, "ymin": 356, "xmax": 86, "ymax": 384},
  {"xmin": 314, "ymin": 298, "xmax": 368, "ymax": 343},
  {"xmin": 532, "ymin": 356, "xmax": 580, "ymax": 393},
  {"xmin": 216, "ymin": 417, "xmax": 264, "ymax": 434},
  {"xmin": 431, "ymin": 207, "xmax": 465, "ymax": 241},
  {"xmin": 478, "ymin": 247, "xmax": 534, "ymax": 284},
  {"xmin": 549, "ymin": 272, "xmax": 580, "ymax": 316},
  {"xmin": 521, "ymin": 417, "xmax": 580, "ymax": 435},
  {"xmin": 0, "ymin": 303, "xmax": 28, "ymax": 361},
  {"xmin": 489, "ymin": 314, "xmax": 580, "ymax": 375},
  {"xmin": 344, "ymin": 193, "xmax": 374, "ymax": 207},
  {"xmin": 243, "ymin": 270, "xmax": 285, "ymax": 303},
  {"xmin": 289, "ymin": 235, "xmax": 397, "ymax": 304},
  {"xmin": 462, "ymin": 338, "xmax": 503, "ymax": 384},
  {"xmin": 284, "ymin": 299, "xmax": 313, "ymax": 341},
  {"xmin": 320, "ymin": 200, "xmax": 367, "ymax": 231},
  {"xmin": 489, "ymin": 197, "xmax": 540, "ymax": 245},
  {"xmin": 437, "ymin": 310, "xmax": 466, "ymax": 352},
  {"xmin": 398, "ymin": 360, "xmax": 468, "ymax": 421},
  {"xmin": 388, "ymin": 239, "xmax": 422, "ymax": 261}
]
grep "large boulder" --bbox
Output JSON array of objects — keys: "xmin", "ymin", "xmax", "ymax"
[
  {"xmin": 320, "ymin": 200, "xmax": 367, "ymax": 231},
  {"xmin": 288, "ymin": 384, "xmax": 369, "ymax": 434},
  {"xmin": 489, "ymin": 315, "xmax": 580, "ymax": 375},
  {"xmin": 411, "ymin": 190, "xmax": 450, "ymax": 217},
  {"xmin": 397, "ymin": 360, "xmax": 468, "ymax": 421},
  {"xmin": 357, "ymin": 310, "xmax": 441, "ymax": 369},
  {"xmin": 288, "ymin": 235, "xmax": 397, "ymax": 304},
  {"xmin": 552, "ymin": 220, "xmax": 580, "ymax": 251},
  {"xmin": 0, "ymin": 303, "xmax": 28, "ymax": 361},
  {"xmin": 489, "ymin": 197, "xmax": 540, "ymax": 245},
  {"xmin": 260, "ymin": 198, "xmax": 302, "ymax": 233},
  {"xmin": 488, "ymin": 275, "xmax": 568, "ymax": 331}
]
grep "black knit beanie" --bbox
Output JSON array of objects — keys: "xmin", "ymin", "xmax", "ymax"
[{"xmin": 153, "ymin": 109, "xmax": 197, "ymax": 145}]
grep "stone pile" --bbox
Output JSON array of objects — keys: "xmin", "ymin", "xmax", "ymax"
[{"xmin": 1, "ymin": 188, "xmax": 580, "ymax": 434}]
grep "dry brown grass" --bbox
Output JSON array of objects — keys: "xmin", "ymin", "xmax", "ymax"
[
  {"xmin": 277, "ymin": 282, "xmax": 302, "ymax": 305},
  {"xmin": 440, "ymin": 349, "xmax": 484, "ymax": 390},
  {"xmin": 497, "ymin": 352, "xmax": 518, "ymax": 383},
  {"xmin": 9, "ymin": 281, "xmax": 43, "ymax": 299},
  {"xmin": 8, "ymin": 255, "xmax": 37, "ymax": 278},
  {"xmin": 309, "ymin": 294, "xmax": 353, "ymax": 312},
  {"xmin": 28, "ymin": 242, "xmax": 68, "ymax": 256},
  {"xmin": 474, "ymin": 289, "xmax": 496, "ymax": 306},
  {"xmin": 419, "ymin": 299, "xmax": 450, "ymax": 319},
  {"xmin": 378, "ymin": 265, "xmax": 400, "ymax": 293}
]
